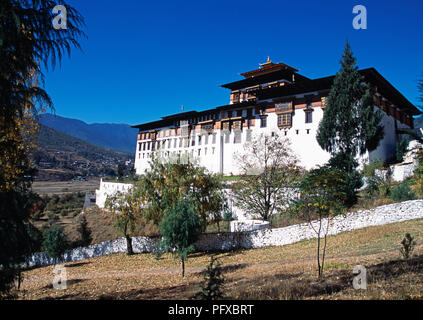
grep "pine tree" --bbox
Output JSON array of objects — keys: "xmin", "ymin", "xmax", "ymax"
[
  {"xmin": 316, "ymin": 41, "xmax": 384, "ymax": 206},
  {"xmin": 195, "ymin": 256, "xmax": 225, "ymax": 300},
  {"xmin": 159, "ymin": 198, "xmax": 202, "ymax": 277},
  {"xmin": 77, "ymin": 215, "xmax": 92, "ymax": 247},
  {"xmin": 43, "ymin": 226, "xmax": 69, "ymax": 265}
]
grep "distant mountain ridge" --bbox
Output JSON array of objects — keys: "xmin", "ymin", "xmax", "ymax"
[{"xmin": 39, "ymin": 113, "xmax": 138, "ymax": 153}]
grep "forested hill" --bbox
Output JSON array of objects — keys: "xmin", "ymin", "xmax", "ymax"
[{"xmin": 32, "ymin": 124, "xmax": 133, "ymax": 181}]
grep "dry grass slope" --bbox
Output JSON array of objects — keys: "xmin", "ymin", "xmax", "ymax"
[{"xmin": 16, "ymin": 218, "xmax": 423, "ymax": 300}]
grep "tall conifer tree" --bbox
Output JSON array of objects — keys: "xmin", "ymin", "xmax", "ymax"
[{"xmin": 316, "ymin": 41, "xmax": 384, "ymax": 206}]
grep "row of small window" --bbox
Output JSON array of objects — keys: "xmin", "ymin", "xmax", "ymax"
[
  {"xmin": 259, "ymin": 111, "xmax": 313, "ymax": 128},
  {"xmin": 138, "ymin": 134, "xmax": 218, "ymax": 151},
  {"xmin": 175, "ymin": 108, "xmax": 254, "ymax": 127},
  {"xmin": 139, "ymin": 129, "xmax": 253, "ymax": 152},
  {"xmin": 139, "ymin": 147, "xmax": 217, "ymax": 159},
  {"xmin": 223, "ymin": 130, "xmax": 252, "ymax": 144}
]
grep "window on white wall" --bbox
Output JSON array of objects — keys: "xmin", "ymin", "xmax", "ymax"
[
  {"xmin": 305, "ymin": 111, "xmax": 313, "ymax": 123},
  {"xmin": 277, "ymin": 113, "xmax": 292, "ymax": 128},
  {"xmin": 246, "ymin": 129, "xmax": 252, "ymax": 142},
  {"xmin": 234, "ymin": 131, "xmax": 241, "ymax": 144}
]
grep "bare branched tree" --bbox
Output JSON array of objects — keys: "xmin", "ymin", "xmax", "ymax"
[{"xmin": 232, "ymin": 132, "xmax": 301, "ymax": 221}]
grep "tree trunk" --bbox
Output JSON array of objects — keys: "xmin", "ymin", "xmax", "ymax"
[
  {"xmin": 181, "ymin": 258, "xmax": 185, "ymax": 278},
  {"xmin": 317, "ymin": 236, "xmax": 321, "ymax": 279},
  {"xmin": 317, "ymin": 216, "xmax": 322, "ymax": 280},
  {"xmin": 125, "ymin": 234, "xmax": 134, "ymax": 255},
  {"xmin": 320, "ymin": 218, "xmax": 330, "ymax": 279}
]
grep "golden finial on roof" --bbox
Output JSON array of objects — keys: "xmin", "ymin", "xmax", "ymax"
[{"xmin": 260, "ymin": 56, "xmax": 273, "ymax": 67}]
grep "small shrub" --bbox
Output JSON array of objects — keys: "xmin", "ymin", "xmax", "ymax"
[
  {"xmin": 77, "ymin": 215, "xmax": 92, "ymax": 247},
  {"xmin": 223, "ymin": 208, "xmax": 234, "ymax": 222},
  {"xmin": 400, "ymin": 233, "xmax": 416, "ymax": 260},
  {"xmin": 364, "ymin": 175, "xmax": 383, "ymax": 199},
  {"xmin": 379, "ymin": 184, "xmax": 391, "ymax": 198},
  {"xmin": 390, "ymin": 183, "xmax": 416, "ymax": 202},
  {"xmin": 153, "ymin": 248, "xmax": 164, "ymax": 260},
  {"xmin": 195, "ymin": 256, "xmax": 225, "ymax": 300},
  {"xmin": 396, "ymin": 137, "xmax": 409, "ymax": 163},
  {"xmin": 362, "ymin": 159, "xmax": 384, "ymax": 177},
  {"xmin": 42, "ymin": 226, "xmax": 69, "ymax": 264},
  {"xmin": 412, "ymin": 150, "xmax": 423, "ymax": 197},
  {"xmin": 47, "ymin": 211, "xmax": 58, "ymax": 221}
]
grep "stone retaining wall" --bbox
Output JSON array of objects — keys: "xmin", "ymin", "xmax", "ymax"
[{"xmin": 27, "ymin": 200, "xmax": 423, "ymax": 267}]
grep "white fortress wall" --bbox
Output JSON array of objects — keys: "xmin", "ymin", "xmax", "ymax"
[{"xmin": 95, "ymin": 179, "xmax": 133, "ymax": 208}]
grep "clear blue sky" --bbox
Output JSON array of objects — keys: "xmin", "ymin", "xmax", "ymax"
[{"xmin": 43, "ymin": 0, "xmax": 423, "ymax": 125}]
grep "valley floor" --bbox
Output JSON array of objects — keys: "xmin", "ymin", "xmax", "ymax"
[
  {"xmin": 17, "ymin": 218, "xmax": 423, "ymax": 300},
  {"xmin": 32, "ymin": 179, "xmax": 100, "ymax": 196}
]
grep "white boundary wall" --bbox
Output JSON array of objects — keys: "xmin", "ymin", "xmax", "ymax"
[
  {"xmin": 27, "ymin": 200, "xmax": 423, "ymax": 267},
  {"xmin": 95, "ymin": 179, "xmax": 133, "ymax": 208}
]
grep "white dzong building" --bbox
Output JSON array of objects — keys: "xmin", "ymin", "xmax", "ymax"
[{"xmin": 132, "ymin": 59, "xmax": 419, "ymax": 175}]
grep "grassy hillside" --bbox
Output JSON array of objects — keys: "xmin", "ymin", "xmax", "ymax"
[
  {"xmin": 32, "ymin": 124, "xmax": 134, "ymax": 181},
  {"xmin": 18, "ymin": 218, "xmax": 423, "ymax": 300}
]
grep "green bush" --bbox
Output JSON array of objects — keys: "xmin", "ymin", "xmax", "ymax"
[
  {"xmin": 47, "ymin": 211, "xmax": 58, "ymax": 221},
  {"xmin": 362, "ymin": 159, "xmax": 384, "ymax": 177},
  {"xmin": 42, "ymin": 226, "xmax": 69, "ymax": 264},
  {"xmin": 364, "ymin": 175, "xmax": 384, "ymax": 199},
  {"xmin": 223, "ymin": 207, "xmax": 234, "ymax": 222},
  {"xmin": 77, "ymin": 215, "xmax": 92, "ymax": 247},
  {"xmin": 400, "ymin": 233, "xmax": 416, "ymax": 260},
  {"xmin": 396, "ymin": 136, "xmax": 409, "ymax": 163},
  {"xmin": 195, "ymin": 256, "xmax": 225, "ymax": 300},
  {"xmin": 390, "ymin": 183, "xmax": 416, "ymax": 202}
]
